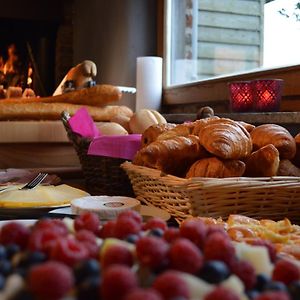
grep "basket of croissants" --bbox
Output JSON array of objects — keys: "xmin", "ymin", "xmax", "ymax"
[{"xmin": 122, "ymin": 115, "xmax": 300, "ymax": 222}]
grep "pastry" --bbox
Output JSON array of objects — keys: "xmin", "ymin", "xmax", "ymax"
[
  {"xmin": 141, "ymin": 123, "xmax": 177, "ymax": 148},
  {"xmin": 186, "ymin": 157, "xmax": 245, "ymax": 178},
  {"xmin": 197, "ymin": 118, "xmax": 253, "ymax": 160},
  {"xmin": 0, "ymin": 103, "xmax": 133, "ymax": 121},
  {"xmin": 292, "ymin": 132, "xmax": 300, "ymax": 167},
  {"xmin": 96, "ymin": 122, "xmax": 128, "ymax": 135},
  {"xmin": 245, "ymin": 144, "xmax": 280, "ymax": 177},
  {"xmin": 133, "ymin": 135, "xmax": 207, "ymax": 177},
  {"xmin": 277, "ymin": 159, "xmax": 300, "ymax": 177},
  {"xmin": 191, "ymin": 116, "xmax": 220, "ymax": 136},
  {"xmin": 156, "ymin": 123, "xmax": 193, "ymax": 142},
  {"xmin": 236, "ymin": 121, "xmax": 255, "ymax": 133},
  {"xmin": 250, "ymin": 124, "xmax": 296, "ymax": 160}
]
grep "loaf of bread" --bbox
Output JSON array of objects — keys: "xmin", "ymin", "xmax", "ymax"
[
  {"xmin": 141, "ymin": 123, "xmax": 177, "ymax": 148},
  {"xmin": 250, "ymin": 124, "xmax": 296, "ymax": 160},
  {"xmin": 197, "ymin": 118, "xmax": 253, "ymax": 160},
  {"xmin": 0, "ymin": 103, "xmax": 133, "ymax": 121},
  {"xmin": 0, "ymin": 84, "xmax": 122, "ymax": 107},
  {"xmin": 244, "ymin": 144, "xmax": 280, "ymax": 177},
  {"xmin": 186, "ymin": 157, "xmax": 245, "ymax": 178},
  {"xmin": 133, "ymin": 135, "xmax": 208, "ymax": 177}
]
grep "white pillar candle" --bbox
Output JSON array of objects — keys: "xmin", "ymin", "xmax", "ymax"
[{"xmin": 136, "ymin": 56, "xmax": 163, "ymax": 111}]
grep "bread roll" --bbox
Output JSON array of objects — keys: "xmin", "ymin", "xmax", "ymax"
[
  {"xmin": 129, "ymin": 109, "xmax": 167, "ymax": 134},
  {"xmin": 197, "ymin": 118, "xmax": 253, "ymax": 160},
  {"xmin": 141, "ymin": 123, "xmax": 177, "ymax": 148},
  {"xmin": 0, "ymin": 103, "xmax": 133, "ymax": 122},
  {"xmin": 133, "ymin": 135, "xmax": 208, "ymax": 177},
  {"xmin": 250, "ymin": 124, "xmax": 296, "ymax": 160},
  {"xmin": 244, "ymin": 144, "xmax": 280, "ymax": 177},
  {"xmin": 277, "ymin": 159, "xmax": 300, "ymax": 177},
  {"xmin": 96, "ymin": 122, "xmax": 128, "ymax": 135},
  {"xmin": 110, "ymin": 115, "xmax": 131, "ymax": 132},
  {"xmin": 186, "ymin": 157, "xmax": 245, "ymax": 178}
]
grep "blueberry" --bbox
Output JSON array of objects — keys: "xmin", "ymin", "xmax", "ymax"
[
  {"xmin": 18, "ymin": 251, "xmax": 47, "ymax": 268},
  {"xmin": 288, "ymin": 281, "xmax": 300, "ymax": 300},
  {"xmin": 255, "ymin": 273, "xmax": 271, "ymax": 291},
  {"xmin": 74, "ymin": 259, "xmax": 101, "ymax": 284},
  {"xmin": 5, "ymin": 244, "xmax": 19, "ymax": 260},
  {"xmin": 77, "ymin": 276, "xmax": 101, "ymax": 300},
  {"xmin": 0, "ymin": 274, "xmax": 5, "ymax": 290},
  {"xmin": 264, "ymin": 280, "xmax": 288, "ymax": 292},
  {"xmin": 198, "ymin": 260, "xmax": 230, "ymax": 284},
  {"xmin": 0, "ymin": 260, "xmax": 12, "ymax": 276},
  {"xmin": 0, "ymin": 246, "xmax": 7, "ymax": 260},
  {"xmin": 246, "ymin": 289, "xmax": 260, "ymax": 299},
  {"xmin": 149, "ymin": 228, "xmax": 164, "ymax": 237},
  {"xmin": 126, "ymin": 234, "xmax": 140, "ymax": 244}
]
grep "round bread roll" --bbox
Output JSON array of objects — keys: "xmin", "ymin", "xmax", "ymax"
[
  {"xmin": 96, "ymin": 122, "xmax": 128, "ymax": 135},
  {"xmin": 110, "ymin": 115, "xmax": 131, "ymax": 132},
  {"xmin": 129, "ymin": 109, "xmax": 167, "ymax": 134}
]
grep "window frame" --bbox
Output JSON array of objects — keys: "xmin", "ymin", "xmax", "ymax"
[{"xmin": 161, "ymin": 0, "xmax": 300, "ymax": 112}]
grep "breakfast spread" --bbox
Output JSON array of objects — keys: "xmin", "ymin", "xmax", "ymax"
[{"xmin": 0, "ymin": 211, "xmax": 299, "ymax": 300}]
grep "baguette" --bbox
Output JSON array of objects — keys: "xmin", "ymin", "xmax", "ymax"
[
  {"xmin": 0, "ymin": 84, "xmax": 122, "ymax": 107},
  {"xmin": 0, "ymin": 103, "xmax": 133, "ymax": 122}
]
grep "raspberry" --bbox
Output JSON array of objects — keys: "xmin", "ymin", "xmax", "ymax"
[
  {"xmin": 50, "ymin": 237, "xmax": 89, "ymax": 267},
  {"xmin": 124, "ymin": 288, "xmax": 163, "ymax": 300},
  {"xmin": 231, "ymin": 259, "xmax": 256, "ymax": 290},
  {"xmin": 101, "ymin": 265, "xmax": 138, "ymax": 300},
  {"xmin": 204, "ymin": 286, "xmax": 240, "ymax": 300},
  {"xmin": 101, "ymin": 244, "xmax": 134, "ymax": 269},
  {"xmin": 204, "ymin": 232, "xmax": 236, "ymax": 268},
  {"xmin": 180, "ymin": 218, "xmax": 207, "ymax": 249},
  {"xmin": 74, "ymin": 212, "xmax": 100, "ymax": 233},
  {"xmin": 163, "ymin": 227, "xmax": 180, "ymax": 243},
  {"xmin": 28, "ymin": 228, "xmax": 61, "ymax": 254},
  {"xmin": 28, "ymin": 261, "xmax": 74, "ymax": 300},
  {"xmin": 143, "ymin": 218, "xmax": 167, "ymax": 231},
  {"xmin": 118, "ymin": 210, "xmax": 143, "ymax": 225},
  {"xmin": 272, "ymin": 259, "xmax": 300, "ymax": 285},
  {"xmin": 33, "ymin": 218, "xmax": 68, "ymax": 236},
  {"xmin": 114, "ymin": 216, "xmax": 142, "ymax": 239},
  {"xmin": 0, "ymin": 222, "xmax": 30, "ymax": 249},
  {"xmin": 98, "ymin": 220, "xmax": 117, "ymax": 239},
  {"xmin": 75, "ymin": 230, "xmax": 99, "ymax": 259},
  {"xmin": 169, "ymin": 238, "xmax": 203, "ymax": 274},
  {"xmin": 254, "ymin": 291, "xmax": 290, "ymax": 300},
  {"xmin": 153, "ymin": 271, "xmax": 190, "ymax": 300},
  {"xmin": 248, "ymin": 238, "xmax": 277, "ymax": 263},
  {"xmin": 136, "ymin": 236, "xmax": 169, "ymax": 270}
]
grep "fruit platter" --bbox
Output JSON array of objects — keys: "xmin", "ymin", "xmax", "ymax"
[{"xmin": 0, "ymin": 211, "xmax": 299, "ymax": 300}]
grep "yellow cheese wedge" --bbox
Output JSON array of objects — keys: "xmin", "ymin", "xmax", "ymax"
[{"xmin": 0, "ymin": 184, "xmax": 89, "ymax": 208}]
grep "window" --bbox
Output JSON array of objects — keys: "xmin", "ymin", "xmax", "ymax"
[{"xmin": 165, "ymin": 0, "xmax": 300, "ymax": 87}]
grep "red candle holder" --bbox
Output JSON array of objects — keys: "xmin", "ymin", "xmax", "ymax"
[
  {"xmin": 252, "ymin": 79, "xmax": 283, "ymax": 112},
  {"xmin": 228, "ymin": 81, "xmax": 253, "ymax": 112}
]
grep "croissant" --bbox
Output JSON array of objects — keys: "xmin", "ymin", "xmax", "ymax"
[
  {"xmin": 141, "ymin": 123, "xmax": 177, "ymax": 148},
  {"xmin": 186, "ymin": 157, "xmax": 245, "ymax": 178},
  {"xmin": 236, "ymin": 121, "xmax": 255, "ymax": 133},
  {"xmin": 197, "ymin": 118, "xmax": 252, "ymax": 160},
  {"xmin": 250, "ymin": 124, "xmax": 296, "ymax": 160},
  {"xmin": 277, "ymin": 159, "xmax": 300, "ymax": 177},
  {"xmin": 292, "ymin": 133, "xmax": 300, "ymax": 167},
  {"xmin": 191, "ymin": 116, "xmax": 220, "ymax": 136},
  {"xmin": 244, "ymin": 144, "xmax": 280, "ymax": 177},
  {"xmin": 133, "ymin": 135, "xmax": 208, "ymax": 177}
]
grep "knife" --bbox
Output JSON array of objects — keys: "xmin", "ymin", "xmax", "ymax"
[{"xmin": 116, "ymin": 86, "xmax": 136, "ymax": 94}]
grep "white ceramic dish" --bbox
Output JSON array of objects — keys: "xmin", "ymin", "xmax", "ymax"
[{"xmin": 50, "ymin": 205, "xmax": 171, "ymax": 221}]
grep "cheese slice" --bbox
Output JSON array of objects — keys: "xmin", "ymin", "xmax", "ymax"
[{"xmin": 0, "ymin": 184, "xmax": 89, "ymax": 208}]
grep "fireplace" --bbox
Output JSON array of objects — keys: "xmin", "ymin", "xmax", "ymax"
[{"xmin": 0, "ymin": 0, "xmax": 74, "ymax": 97}]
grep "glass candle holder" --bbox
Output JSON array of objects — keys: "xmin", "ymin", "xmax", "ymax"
[
  {"xmin": 252, "ymin": 79, "xmax": 283, "ymax": 112},
  {"xmin": 228, "ymin": 81, "xmax": 254, "ymax": 112}
]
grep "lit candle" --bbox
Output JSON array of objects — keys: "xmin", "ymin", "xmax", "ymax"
[{"xmin": 228, "ymin": 81, "xmax": 253, "ymax": 112}]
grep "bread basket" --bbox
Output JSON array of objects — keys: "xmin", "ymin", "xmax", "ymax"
[
  {"xmin": 122, "ymin": 161, "xmax": 300, "ymax": 223},
  {"xmin": 61, "ymin": 111, "xmax": 134, "ymax": 196}
]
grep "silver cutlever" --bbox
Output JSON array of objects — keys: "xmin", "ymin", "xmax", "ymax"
[{"xmin": 116, "ymin": 86, "xmax": 136, "ymax": 94}]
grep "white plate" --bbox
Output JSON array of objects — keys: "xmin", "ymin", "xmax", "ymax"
[
  {"xmin": 50, "ymin": 205, "xmax": 171, "ymax": 221},
  {"xmin": 0, "ymin": 219, "xmax": 37, "ymax": 227}
]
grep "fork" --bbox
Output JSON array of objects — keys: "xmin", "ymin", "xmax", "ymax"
[{"xmin": 0, "ymin": 173, "xmax": 48, "ymax": 193}]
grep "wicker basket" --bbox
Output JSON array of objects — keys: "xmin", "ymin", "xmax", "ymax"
[
  {"xmin": 61, "ymin": 111, "xmax": 134, "ymax": 196},
  {"xmin": 122, "ymin": 161, "xmax": 300, "ymax": 223}
]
